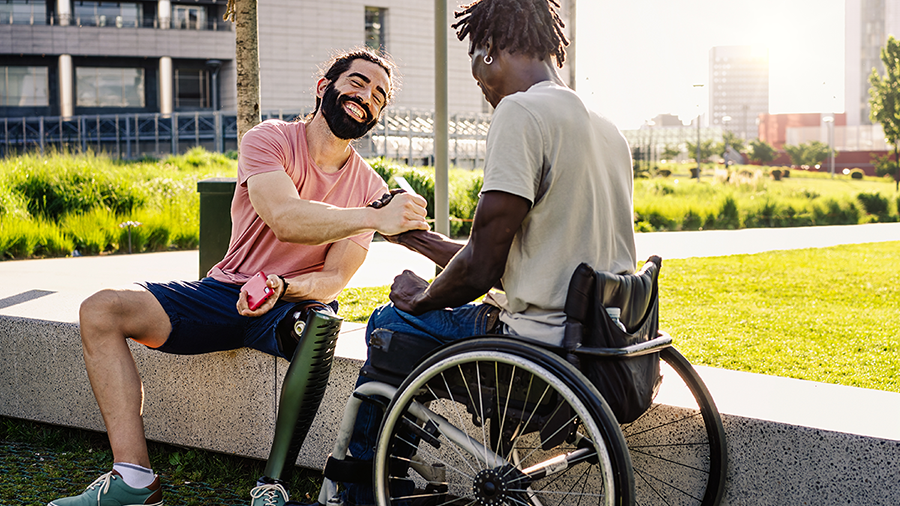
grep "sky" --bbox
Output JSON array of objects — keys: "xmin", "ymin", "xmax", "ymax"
[{"xmin": 574, "ymin": 0, "xmax": 845, "ymax": 130}]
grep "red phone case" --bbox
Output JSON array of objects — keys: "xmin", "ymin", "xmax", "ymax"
[{"xmin": 242, "ymin": 272, "xmax": 272, "ymax": 310}]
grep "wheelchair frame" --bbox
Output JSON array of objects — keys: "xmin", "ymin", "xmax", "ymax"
[{"xmin": 313, "ymin": 331, "xmax": 726, "ymax": 506}]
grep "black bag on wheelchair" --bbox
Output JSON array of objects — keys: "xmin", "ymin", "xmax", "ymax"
[{"xmin": 563, "ymin": 256, "xmax": 663, "ymax": 424}]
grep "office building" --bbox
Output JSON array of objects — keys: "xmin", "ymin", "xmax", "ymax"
[
  {"xmin": 845, "ymin": 0, "xmax": 900, "ymax": 126},
  {"xmin": 708, "ymin": 45, "xmax": 769, "ymax": 141},
  {"xmin": 0, "ymin": 1, "xmax": 575, "ymax": 121}
]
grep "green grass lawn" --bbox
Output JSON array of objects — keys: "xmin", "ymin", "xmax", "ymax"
[{"xmin": 339, "ymin": 241, "xmax": 900, "ymax": 393}]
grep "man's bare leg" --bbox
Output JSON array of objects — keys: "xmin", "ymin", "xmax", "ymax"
[{"xmin": 78, "ymin": 286, "xmax": 171, "ymax": 468}]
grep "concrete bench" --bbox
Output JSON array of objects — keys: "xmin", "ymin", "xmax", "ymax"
[{"xmin": 1, "ymin": 314, "xmax": 898, "ymax": 505}]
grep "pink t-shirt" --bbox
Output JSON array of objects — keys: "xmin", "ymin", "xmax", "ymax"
[{"xmin": 208, "ymin": 119, "xmax": 388, "ymax": 284}]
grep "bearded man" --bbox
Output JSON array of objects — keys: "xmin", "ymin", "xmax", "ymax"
[{"xmin": 48, "ymin": 48, "xmax": 428, "ymax": 506}]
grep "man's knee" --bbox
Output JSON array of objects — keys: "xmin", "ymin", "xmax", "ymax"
[{"xmin": 79, "ymin": 288, "xmax": 168, "ymax": 346}]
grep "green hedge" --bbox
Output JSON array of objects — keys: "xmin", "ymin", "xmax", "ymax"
[{"xmin": 0, "ymin": 148, "xmax": 234, "ymax": 260}]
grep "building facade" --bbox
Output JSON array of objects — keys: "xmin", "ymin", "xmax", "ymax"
[
  {"xmin": 708, "ymin": 45, "xmax": 769, "ymax": 142},
  {"xmin": 844, "ymin": 0, "xmax": 900, "ymax": 126},
  {"xmin": 0, "ymin": 0, "xmax": 575, "ymax": 122}
]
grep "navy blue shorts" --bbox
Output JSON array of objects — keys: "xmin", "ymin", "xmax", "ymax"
[{"xmin": 140, "ymin": 277, "xmax": 338, "ymax": 360}]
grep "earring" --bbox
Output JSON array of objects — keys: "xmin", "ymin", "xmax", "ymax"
[{"xmin": 483, "ymin": 55, "xmax": 493, "ymax": 65}]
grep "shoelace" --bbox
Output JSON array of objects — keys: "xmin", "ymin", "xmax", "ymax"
[
  {"xmin": 83, "ymin": 472, "xmax": 115, "ymax": 503},
  {"xmin": 250, "ymin": 483, "xmax": 288, "ymax": 506}
]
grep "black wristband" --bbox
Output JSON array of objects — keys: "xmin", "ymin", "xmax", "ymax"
[{"xmin": 277, "ymin": 275, "xmax": 289, "ymax": 300}]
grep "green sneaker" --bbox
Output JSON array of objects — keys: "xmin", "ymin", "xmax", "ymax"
[
  {"xmin": 250, "ymin": 482, "xmax": 289, "ymax": 506},
  {"xmin": 48, "ymin": 471, "xmax": 163, "ymax": 506}
]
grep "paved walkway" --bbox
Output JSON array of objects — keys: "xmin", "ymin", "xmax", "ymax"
[{"xmin": 1, "ymin": 222, "xmax": 898, "ymax": 325}]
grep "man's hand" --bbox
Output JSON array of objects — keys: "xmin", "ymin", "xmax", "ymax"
[
  {"xmin": 374, "ymin": 192, "xmax": 429, "ymax": 236},
  {"xmin": 236, "ymin": 274, "xmax": 286, "ymax": 317},
  {"xmin": 389, "ymin": 269, "xmax": 430, "ymax": 314}
]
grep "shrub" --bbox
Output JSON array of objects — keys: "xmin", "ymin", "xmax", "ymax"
[
  {"xmin": 657, "ymin": 168, "xmax": 672, "ymax": 178},
  {"xmin": 781, "ymin": 167, "xmax": 791, "ymax": 178},
  {"xmin": 62, "ymin": 209, "xmax": 120, "ymax": 255},
  {"xmin": 856, "ymin": 192, "xmax": 890, "ymax": 217},
  {"xmin": 368, "ymin": 156, "xmax": 403, "ymax": 183},
  {"xmin": 813, "ymin": 198, "xmax": 861, "ymax": 226},
  {"xmin": 849, "ymin": 168, "xmax": 865, "ymax": 179},
  {"xmin": 770, "ymin": 169, "xmax": 783, "ymax": 181},
  {"xmin": 715, "ymin": 195, "xmax": 741, "ymax": 229}
]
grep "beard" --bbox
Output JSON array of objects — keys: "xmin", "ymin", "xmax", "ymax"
[{"xmin": 320, "ymin": 83, "xmax": 379, "ymax": 140}]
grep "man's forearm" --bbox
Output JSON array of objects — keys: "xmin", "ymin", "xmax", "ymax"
[
  {"xmin": 271, "ymin": 202, "xmax": 379, "ymax": 246},
  {"xmin": 397, "ymin": 230, "xmax": 465, "ymax": 268},
  {"xmin": 282, "ymin": 270, "xmax": 349, "ymax": 304}
]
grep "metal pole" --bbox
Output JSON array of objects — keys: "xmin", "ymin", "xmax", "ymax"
[
  {"xmin": 407, "ymin": 110, "xmax": 413, "ymax": 165},
  {"xmin": 434, "ymin": 0, "xmax": 449, "ymax": 237}
]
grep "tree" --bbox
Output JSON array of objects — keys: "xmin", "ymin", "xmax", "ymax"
[
  {"xmin": 661, "ymin": 144, "xmax": 681, "ymax": 162},
  {"xmin": 872, "ymin": 153, "xmax": 900, "ymax": 180},
  {"xmin": 685, "ymin": 139, "xmax": 716, "ymax": 163},
  {"xmin": 784, "ymin": 141, "xmax": 835, "ymax": 168},
  {"xmin": 869, "ymin": 35, "xmax": 900, "ymax": 191},
  {"xmin": 748, "ymin": 139, "xmax": 777, "ymax": 165},
  {"xmin": 720, "ymin": 131, "xmax": 746, "ymax": 154},
  {"xmin": 224, "ymin": 0, "xmax": 261, "ymax": 144}
]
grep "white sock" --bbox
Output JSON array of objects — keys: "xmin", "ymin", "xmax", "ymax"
[{"xmin": 113, "ymin": 462, "xmax": 156, "ymax": 489}]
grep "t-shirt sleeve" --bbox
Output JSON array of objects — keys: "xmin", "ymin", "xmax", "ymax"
[
  {"xmin": 238, "ymin": 121, "xmax": 291, "ymax": 186},
  {"xmin": 480, "ymin": 100, "xmax": 544, "ymax": 204}
]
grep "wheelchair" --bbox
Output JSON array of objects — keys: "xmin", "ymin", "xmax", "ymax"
[{"xmin": 295, "ymin": 256, "xmax": 727, "ymax": 506}]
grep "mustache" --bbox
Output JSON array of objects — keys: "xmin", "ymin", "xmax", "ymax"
[{"xmin": 339, "ymin": 95, "xmax": 373, "ymax": 123}]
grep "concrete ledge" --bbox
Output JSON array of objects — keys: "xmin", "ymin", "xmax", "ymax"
[{"xmin": 1, "ymin": 315, "xmax": 898, "ymax": 505}]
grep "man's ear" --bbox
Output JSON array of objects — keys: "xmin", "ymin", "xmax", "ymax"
[
  {"xmin": 315, "ymin": 78, "xmax": 330, "ymax": 99},
  {"xmin": 484, "ymin": 35, "xmax": 494, "ymax": 60}
]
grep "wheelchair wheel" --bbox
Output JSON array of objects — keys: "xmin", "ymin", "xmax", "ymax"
[
  {"xmin": 621, "ymin": 347, "xmax": 727, "ymax": 506},
  {"xmin": 373, "ymin": 337, "xmax": 634, "ymax": 506}
]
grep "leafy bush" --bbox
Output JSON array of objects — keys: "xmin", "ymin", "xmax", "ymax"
[
  {"xmin": 715, "ymin": 195, "xmax": 741, "ymax": 229},
  {"xmin": 813, "ymin": 198, "xmax": 861, "ymax": 225},
  {"xmin": 849, "ymin": 168, "xmax": 865, "ymax": 179},
  {"xmin": 856, "ymin": 192, "xmax": 890, "ymax": 217}
]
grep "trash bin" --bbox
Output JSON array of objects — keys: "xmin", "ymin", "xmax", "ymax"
[{"xmin": 197, "ymin": 178, "xmax": 236, "ymax": 279}]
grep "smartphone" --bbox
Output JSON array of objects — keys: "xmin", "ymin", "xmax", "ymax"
[
  {"xmin": 241, "ymin": 272, "xmax": 273, "ymax": 310},
  {"xmin": 394, "ymin": 176, "xmax": 417, "ymax": 195}
]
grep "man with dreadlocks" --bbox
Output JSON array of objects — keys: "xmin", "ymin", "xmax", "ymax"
[
  {"xmin": 47, "ymin": 48, "xmax": 428, "ymax": 506},
  {"xmin": 326, "ymin": 1, "xmax": 636, "ymax": 505}
]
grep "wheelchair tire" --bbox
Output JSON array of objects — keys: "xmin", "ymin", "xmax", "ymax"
[
  {"xmin": 372, "ymin": 337, "xmax": 634, "ymax": 506},
  {"xmin": 621, "ymin": 347, "xmax": 727, "ymax": 506}
]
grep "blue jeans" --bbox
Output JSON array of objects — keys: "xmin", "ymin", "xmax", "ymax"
[{"xmin": 345, "ymin": 302, "xmax": 500, "ymax": 506}]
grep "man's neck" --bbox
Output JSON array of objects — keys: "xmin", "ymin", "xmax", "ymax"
[
  {"xmin": 305, "ymin": 115, "xmax": 354, "ymax": 173},
  {"xmin": 501, "ymin": 54, "xmax": 566, "ymax": 97}
]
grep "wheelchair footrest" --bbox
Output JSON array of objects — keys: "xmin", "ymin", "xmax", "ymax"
[{"xmin": 323, "ymin": 455, "xmax": 373, "ymax": 485}]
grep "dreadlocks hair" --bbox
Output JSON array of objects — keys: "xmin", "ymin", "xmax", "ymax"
[
  {"xmin": 301, "ymin": 47, "xmax": 399, "ymax": 122},
  {"xmin": 453, "ymin": 0, "xmax": 569, "ymax": 68}
]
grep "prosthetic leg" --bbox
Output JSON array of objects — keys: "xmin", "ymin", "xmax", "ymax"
[{"xmin": 259, "ymin": 303, "xmax": 343, "ymax": 486}]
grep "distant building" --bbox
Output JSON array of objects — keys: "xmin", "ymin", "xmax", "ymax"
[
  {"xmin": 757, "ymin": 112, "xmax": 886, "ymax": 174},
  {"xmin": 708, "ymin": 45, "xmax": 769, "ymax": 141},
  {"xmin": 0, "ymin": 0, "xmax": 576, "ymax": 119},
  {"xmin": 844, "ymin": 0, "xmax": 900, "ymax": 126}
]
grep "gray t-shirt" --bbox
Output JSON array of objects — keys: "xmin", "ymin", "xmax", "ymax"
[{"xmin": 481, "ymin": 81, "xmax": 636, "ymax": 345}]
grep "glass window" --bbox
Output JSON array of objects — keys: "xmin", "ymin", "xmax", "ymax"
[
  {"xmin": 174, "ymin": 69, "xmax": 209, "ymax": 109},
  {"xmin": 0, "ymin": 0, "xmax": 47, "ymax": 25},
  {"xmin": 73, "ymin": 1, "xmax": 141, "ymax": 27},
  {"xmin": 365, "ymin": 7, "xmax": 386, "ymax": 51},
  {"xmin": 76, "ymin": 67, "xmax": 145, "ymax": 107},
  {"xmin": 0, "ymin": 66, "xmax": 49, "ymax": 106},
  {"xmin": 172, "ymin": 5, "xmax": 206, "ymax": 30}
]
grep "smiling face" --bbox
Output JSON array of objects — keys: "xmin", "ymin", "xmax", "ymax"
[{"xmin": 318, "ymin": 59, "xmax": 391, "ymax": 140}]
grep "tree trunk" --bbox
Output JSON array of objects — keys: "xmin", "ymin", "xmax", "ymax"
[{"xmin": 234, "ymin": 0, "xmax": 260, "ymax": 145}]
